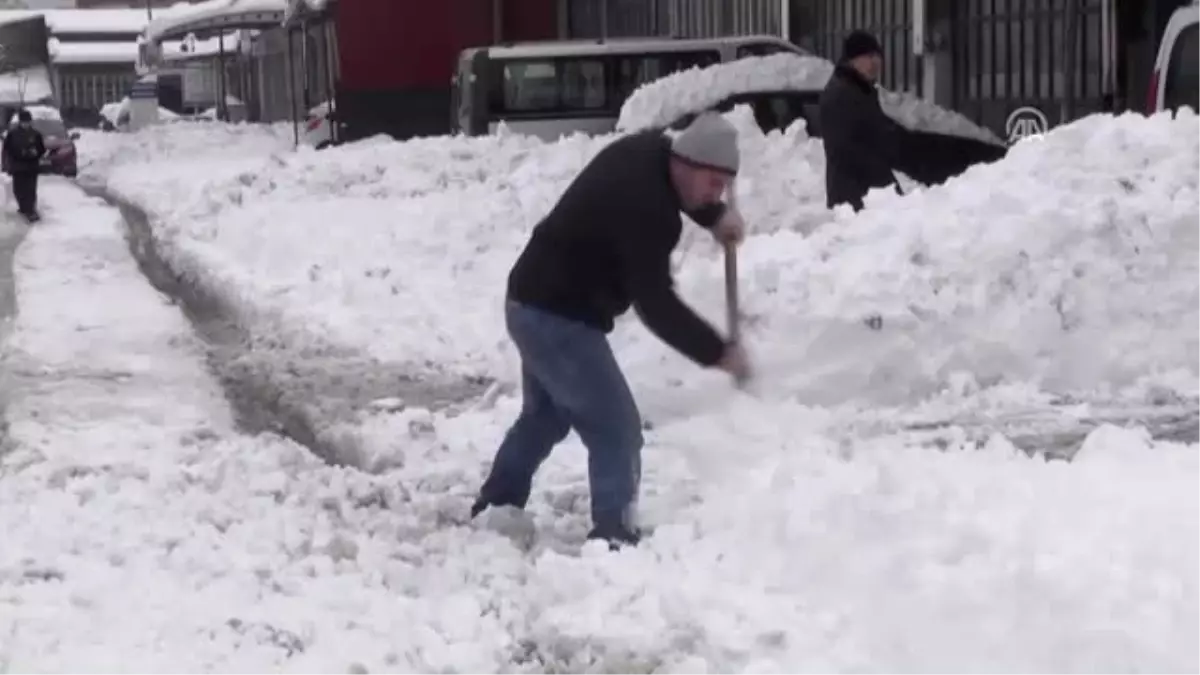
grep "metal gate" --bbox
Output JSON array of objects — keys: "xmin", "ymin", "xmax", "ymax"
[
  {"xmin": 949, "ymin": 0, "xmax": 1116, "ymax": 143},
  {"xmin": 794, "ymin": 0, "xmax": 925, "ymax": 95},
  {"xmin": 565, "ymin": 0, "xmax": 782, "ymax": 39}
]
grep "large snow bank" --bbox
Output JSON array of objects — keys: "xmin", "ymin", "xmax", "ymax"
[
  {"xmin": 714, "ymin": 108, "xmax": 1199, "ymax": 404},
  {"xmin": 79, "ymin": 120, "xmax": 812, "ymax": 382},
  {"xmin": 40, "ymin": 78, "xmax": 1200, "ymax": 672},
  {"xmin": 617, "ymin": 52, "xmax": 1003, "ymax": 145},
  {"xmin": 80, "ymin": 108, "xmax": 1197, "ymax": 407}
]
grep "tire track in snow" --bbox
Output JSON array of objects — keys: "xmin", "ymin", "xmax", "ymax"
[
  {"xmin": 78, "ymin": 182, "xmax": 491, "ymax": 471},
  {"xmin": 0, "ymin": 205, "xmax": 27, "ymax": 458}
]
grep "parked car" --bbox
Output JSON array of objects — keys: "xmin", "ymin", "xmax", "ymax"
[
  {"xmin": 1148, "ymin": 0, "xmax": 1198, "ymax": 114},
  {"xmin": 2, "ymin": 105, "xmax": 80, "ymax": 178}
]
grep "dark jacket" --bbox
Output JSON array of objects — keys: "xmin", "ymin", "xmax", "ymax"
[
  {"xmin": 818, "ymin": 63, "xmax": 902, "ymax": 211},
  {"xmin": 507, "ymin": 130, "xmax": 728, "ymax": 366},
  {"xmin": 2, "ymin": 125, "xmax": 45, "ymax": 175}
]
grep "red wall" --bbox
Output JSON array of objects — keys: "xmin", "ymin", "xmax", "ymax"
[
  {"xmin": 500, "ymin": 0, "xmax": 558, "ymax": 43},
  {"xmin": 336, "ymin": 0, "xmax": 558, "ymax": 92}
]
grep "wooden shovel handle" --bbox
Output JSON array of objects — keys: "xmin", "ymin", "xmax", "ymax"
[
  {"xmin": 723, "ymin": 185, "xmax": 741, "ymax": 344},
  {"xmin": 724, "ymin": 240, "xmax": 740, "ymax": 344}
]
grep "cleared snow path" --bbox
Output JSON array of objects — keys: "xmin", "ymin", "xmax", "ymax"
[
  {"xmin": 0, "ymin": 181, "xmax": 419, "ymax": 671},
  {"xmin": 78, "ymin": 181, "xmax": 490, "ymax": 470}
]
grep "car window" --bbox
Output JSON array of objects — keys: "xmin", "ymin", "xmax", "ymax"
[
  {"xmin": 497, "ymin": 58, "xmax": 608, "ymax": 113},
  {"xmin": 613, "ymin": 51, "xmax": 720, "ymax": 102},
  {"xmin": 1164, "ymin": 23, "xmax": 1199, "ymax": 113},
  {"xmin": 737, "ymin": 42, "xmax": 788, "ymax": 59}
]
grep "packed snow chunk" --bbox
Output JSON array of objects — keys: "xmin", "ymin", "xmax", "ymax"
[
  {"xmin": 618, "ymin": 52, "xmax": 1003, "ymax": 145},
  {"xmin": 635, "ymin": 109, "xmax": 1200, "ymax": 404}
]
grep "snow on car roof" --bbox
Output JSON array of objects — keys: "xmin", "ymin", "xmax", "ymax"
[
  {"xmin": 483, "ymin": 35, "xmax": 801, "ymax": 60},
  {"xmin": 618, "ymin": 52, "xmax": 833, "ymax": 133},
  {"xmin": 24, "ymin": 104, "xmax": 63, "ymax": 121},
  {"xmin": 617, "ymin": 52, "xmax": 1003, "ymax": 145}
]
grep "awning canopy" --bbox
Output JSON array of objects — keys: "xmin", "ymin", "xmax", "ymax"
[
  {"xmin": 144, "ymin": 0, "xmax": 285, "ymax": 43},
  {"xmin": 282, "ymin": 0, "xmax": 335, "ymax": 26}
]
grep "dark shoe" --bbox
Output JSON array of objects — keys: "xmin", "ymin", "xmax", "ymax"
[
  {"xmin": 470, "ymin": 494, "xmax": 525, "ymax": 519},
  {"xmin": 587, "ymin": 522, "xmax": 642, "ymax": 551}
]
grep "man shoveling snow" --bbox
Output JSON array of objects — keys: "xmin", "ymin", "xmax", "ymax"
[{"xmin": 472, "ymin": 113, "xmax": 751, "ymax": 549}]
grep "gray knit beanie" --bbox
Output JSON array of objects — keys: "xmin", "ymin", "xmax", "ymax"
[{"xmin": 670, "ymin": 112, "xmax": 739, "ymax": 175}]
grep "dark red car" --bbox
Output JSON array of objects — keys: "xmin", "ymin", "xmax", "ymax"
[{"xmin": 32, "ymin": 115, "xmax": 80, "ymax": 178}]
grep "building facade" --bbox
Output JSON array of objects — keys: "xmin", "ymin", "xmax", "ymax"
[
  {"xmin": 288, "ymin": 0, "xmax": 1191, "ymax": 145},
  {"xmin": 563, "ymin": 0, "xmax": 1192, "ymax": 141},
  {"xmin": 0, "ymin": 9, "xmax": 147, "ymax": 125},
  {"xmin": 327, "ymin": 0, "xmax": 557, "ymax": 142}
]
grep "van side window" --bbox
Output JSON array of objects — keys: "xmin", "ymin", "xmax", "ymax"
[
  {"xmin": 498, "ymin": 58, "xmax": 608, "ymax": 113},
  {"xmin": 613, "ymin": 50, "xmax": 721, "ymax": 101},
  {"xmin": 737, "ymin": 42, "xmax": 787, "ymax": 59},
  {"xmin": 502, "ymin": 61, "xmax": 559, "ymax": 111},
  {"xmin": 1164, "ymin": 24, "xmax": 1199, "ymax": 113}
]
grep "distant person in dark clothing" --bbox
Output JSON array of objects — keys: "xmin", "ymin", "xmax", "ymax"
[
  {"xmin": 2, "ymin": 109, "xmax": 46, "ymax": 221},
  {"xmin": 472, "ymin": 113, "xmax": 751, "ymax": 549},
  {"xmin": 819, "ymin": 30, "xmax": 903, "ymax": 211}
]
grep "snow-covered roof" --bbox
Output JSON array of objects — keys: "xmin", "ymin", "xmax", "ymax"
[
  {"xmin": 24, "ymin": 104, "xmax": 63, "ymax": 122},
  {"xmin": 49, "ymin": 39, "xmax": 139, "ymax": 65},
  {"xmin": 145, "ymin": 0, "xmax": 284, "ymax": 43},
  {"xmin": 284, "ymin": 0, "xmax": 332, "ymax": 22},
  {"xmin": 0, "ymin": 8, "xmax": 180, "ymax": 36},
  {"xmin": 0, "ymin": 65, "xmax": 54, "ymax": 106},
  {"xmin": 617, "ymin": 52, "xmax": 1003, "ymax": 145},
  {"xmin": 47, "ymin": 34, "xmax": 233, "ymax": 65}
]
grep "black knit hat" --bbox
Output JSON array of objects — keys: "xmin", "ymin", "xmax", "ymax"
[
  {"xmin": 16, "ymin": 109, "xmax": 31, "ymax": 122},
  {"xmin": 842, "ymin": 30, "xmax": 882, "ymax": 61}
]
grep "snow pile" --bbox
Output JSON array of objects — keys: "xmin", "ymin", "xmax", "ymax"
[
  {"xmin": 80, "ymin": 111, "xmax": 834, "ymax": 381},
  {"xmin": 13, "ymin": 96, "xmax": 1199, "ymax": 673},
  {"xmin": 683, "ymin": 109, "xmax": 1200, "ymax": 403},
  {"xmin": 81, "ymin": 108, "xmax": 1198, "ymax": 406},
  {"xmin": 617, "ymin": 52, "xmax": 1003, "ymax": 145}
]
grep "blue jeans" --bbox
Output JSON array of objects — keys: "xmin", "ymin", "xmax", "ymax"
[{"xmin": 478, "ymin": 301, "xmax": 644, "ymax": 531}]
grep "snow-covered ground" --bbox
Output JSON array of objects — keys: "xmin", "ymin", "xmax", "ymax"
[{"xmin": 1, "ymin": 102, "xmax": 1193, "ymax": 670}]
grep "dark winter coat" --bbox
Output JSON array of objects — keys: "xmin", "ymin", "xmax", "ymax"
[
  {"xmin": 507, "ymin": 130, "xmax": 728, "ymax": 367},
  {"xmin": 818, "ymin": 63, "xmax": 902, "ymax": 211},
  {"xmin": 2, "ymin": 125, "xmax": 45, "ymax": 175}
]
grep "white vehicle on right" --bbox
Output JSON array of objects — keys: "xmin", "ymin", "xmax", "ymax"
[{"xmin": 1148, "ymin": 1, "xmax": 1198, "ymax": 114}]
